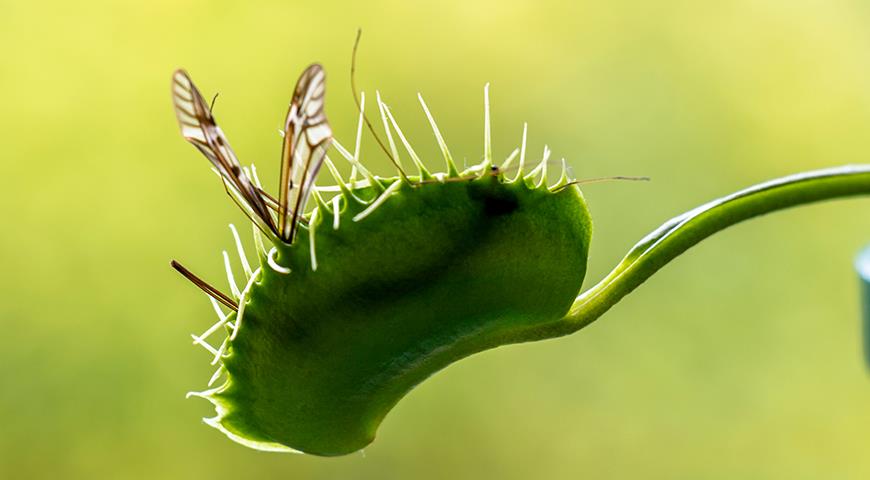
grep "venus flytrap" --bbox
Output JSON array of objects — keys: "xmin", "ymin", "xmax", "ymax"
[{"xmin": 170, "ymin": 63, "xmax": 870, "ymax": 456}]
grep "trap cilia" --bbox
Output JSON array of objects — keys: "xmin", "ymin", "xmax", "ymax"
[{"xmin": 170, "ymin": 62, "xmax": 870, "ymax": 456}]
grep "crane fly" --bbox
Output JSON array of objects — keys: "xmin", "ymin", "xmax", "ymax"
[{"xmin": 171, "ymin": 64, "xmax": 332, "ymax": 243}]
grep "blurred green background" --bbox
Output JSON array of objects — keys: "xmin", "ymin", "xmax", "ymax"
[{"xmin": 3, "ymin": 0, "xmax": 870, "ymax": 478}]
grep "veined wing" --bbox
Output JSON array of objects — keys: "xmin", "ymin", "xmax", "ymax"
[
  {"xmin": 171, "ymin": 70, "xmax": 276, "ymax": 236},
  {"xmin": 278, "ymin": 64, "xmax": 333, "ymax": 242}
]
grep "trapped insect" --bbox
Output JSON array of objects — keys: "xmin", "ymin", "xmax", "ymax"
[{"xmin": 171, "ymin": 60, "xmax": 594, "ymax": 455}]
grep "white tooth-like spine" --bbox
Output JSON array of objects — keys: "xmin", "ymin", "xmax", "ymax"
[
  {"xmin": 501, "ymin": 148, "xmax": 520, "ymax": 173},
  {"xmin": 418, "ymin": 93, "xmax": 456, "ymax": 175},
  {"xmin": 332, "ymin": 138, "xmax": 377, "ymax": 184},
  {"xmin": 484, "ymin": 83, "xmax": 492, "ymax": 166},
  {"xmin": 525, "ymin": 145, "xmax": 551, "ymax": 188},
  {"xmin": 353, "ymin": 180, "xmax": 403, "ymax": 222},
  {"xmin": 380, "ymin": 97, "xmax": 429, "ymax": 176},
  {"xmin": 376, "ymin": 91, "xmax": 403, "ymax": 173},
  {"xmin": 332, "ymin": 196, "xmax": 341, "ymax": 230},
  {"xmin": 309, "ymin": 208, "xmax": 319, "ymax": 272},
  {"xmin": 229, "ymin": 268, "xmax": 262, "ymax": 341},
  {"xmin": 229, "ymin": 224, "xmax": 253, "ymax": 279},
  {"xmin": 222, "ymin": 251, "xmax": 241, "ymax": 299},
  {"xmin": 267, "ymin": 247, "xmax": 291, "ymax": 274}
]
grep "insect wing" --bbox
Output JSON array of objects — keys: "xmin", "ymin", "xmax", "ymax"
[
  {"xmin": 278, "ymin": 64, "xmax": 332, "ymax": 241},
  {"xmin": 171, "ymin": 70, "xmax": 275, "ymax": 234}
]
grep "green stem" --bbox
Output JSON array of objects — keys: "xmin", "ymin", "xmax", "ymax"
[{"xmin": 552, "ymin": 165, "xmax": 870, "ymax": 337}]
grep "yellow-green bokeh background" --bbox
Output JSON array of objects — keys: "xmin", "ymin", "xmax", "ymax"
[{"xmin": 3, "ymin": 0, "xmax": 870, "ymax": 478}]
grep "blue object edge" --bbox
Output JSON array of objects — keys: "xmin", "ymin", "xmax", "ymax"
[{"xmin": 857, "ymin": 245, "xmax": 870, "ymax": 368}]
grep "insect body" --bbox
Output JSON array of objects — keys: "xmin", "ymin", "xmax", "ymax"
[{"xmin": 171, "ymin": 65, "xmax": 593, "ymax": 456}]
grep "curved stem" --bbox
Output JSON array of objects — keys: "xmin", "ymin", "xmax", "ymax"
[{"xmin": 550, "ymin": 165, "xmax": 870, "ymax": 337}]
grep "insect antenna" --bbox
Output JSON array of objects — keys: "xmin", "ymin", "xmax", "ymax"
[
  {"xmin": 351, "ymin": 29, "xmax": 410, "ymax": 183},
  {"xmin": 552, "ymin": 175, "xmax": 650, "ymax": 192},
  {"xmin": 209, "ymin": 92, "xmax": 220, "ymax": 112},
  {"xmin": 171, "ymin": 260, "xmax": 239, "ymax": 311}
]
